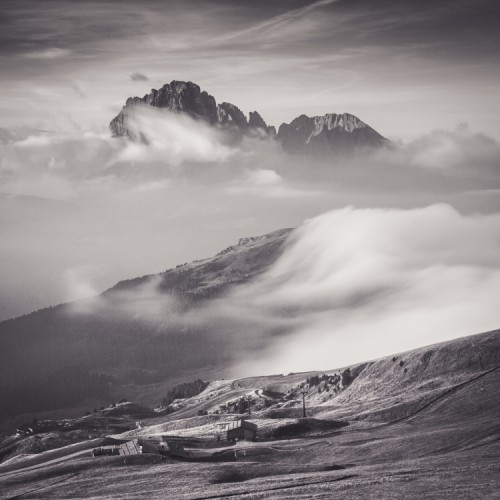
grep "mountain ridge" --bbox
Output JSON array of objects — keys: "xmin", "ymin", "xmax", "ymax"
[
  {"xmin": 0, "ymin": 228, "xmax": 293, "ymax": 419},
  {"xmin": 278, "ymin": 112, "xmax": 387, "ymax": 154},
  {"xmin": 109, "ymin": 80, "xmax": 387, "ymax": 154},
  {"xmin": 109, "ymin": 80, "xmax": 275, "ymax": 140}
]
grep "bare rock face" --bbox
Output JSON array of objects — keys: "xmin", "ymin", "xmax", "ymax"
[
  {"xmin": 277, "ymin": 113, "xmax": 388, "ymax": 155},
  {"xmin": 110, "ymin": 81, "xmax": 219, "ymax": 138},
  {"xmin": 140, "ymin": 81, "xmax": 218, "ymax": 123},
  {"xmin": 109, "ymin": 80, "xmax": 388, "ymax": 154},
  {"xmin": 217, "ymin": 102, "xmax": 248, "ymax": 129},
  {"xmin": 110, "ymin": 80, "xmax": 273, "ymax": 141},
  {"xmin": 249, "ymin": 111, "xmax": 276, "ymax": 136},
  {"xmin": 216, "ymin": 102, "xmax": 249, "ymax": 141}
]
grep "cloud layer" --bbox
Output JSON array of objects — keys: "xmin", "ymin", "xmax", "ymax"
[
  {"xmin": 0, "ymin": 108, "xmax": 499, "ymax": 322},
  {"xmin": 219, "ymin": 205, "xmax": 500, "ymax": 374},
  {"xmin": 63, "ymin": 203, "xmax": 500, "ymax": 377}
]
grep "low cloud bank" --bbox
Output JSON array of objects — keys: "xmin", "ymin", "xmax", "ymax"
[
  {"xmin": 63, "ymin": 204, "xmax": 500, "ymax": 377},
  {"xmin": 1, "ymin": 109, "xmax": 500, "ymax": 321},
  {"xmin": 1, "ymin": 110, "xmax": 499, "ymax": 201},
  {"xmin": 218, "ymin": 204, "xmax": 500, "ymax": 375},
  {"xmin": 116, "ymin": 106, "xmax": 237, "ymax": 167}
]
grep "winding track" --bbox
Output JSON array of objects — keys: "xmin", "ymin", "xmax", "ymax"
[{"xmin": 156, "ymin": 388, "xmax": 250, "ymax": 423}]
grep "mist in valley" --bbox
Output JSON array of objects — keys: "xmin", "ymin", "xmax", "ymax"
[{"xmin": 2, "ymin": 105, "xmax": 499, "ymax": 379}]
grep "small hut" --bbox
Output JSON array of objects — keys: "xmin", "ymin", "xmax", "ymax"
[{"xmin": 225, "ymin": 420, "xmax": 257, "ymax": 441}]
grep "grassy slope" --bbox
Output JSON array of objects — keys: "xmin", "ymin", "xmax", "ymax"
[
  {"xmin": 0, "ymin": 229, "xmax": 292, "ymax": 421},
  {"xmin": 0, "ymin": 329, "xmax": 499, "ymax": 498}
]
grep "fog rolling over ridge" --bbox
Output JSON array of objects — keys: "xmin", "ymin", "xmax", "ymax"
[
  {"xmin": 223, "ymin": 205, "xmax": 500, "ymax": 375},
  {"xmin": 1, "ymin": 80, "xmax": 500, "ymax": 322},
  {"xmin": 1, "ymin": 82, "xmax": 500, "ymax": 416},
  {"xmin": 2, "ymin": 202, "xmax": 499, "ymax": 418}
]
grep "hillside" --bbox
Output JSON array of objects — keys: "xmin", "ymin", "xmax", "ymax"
[
  {"xmin": 0, "ymin": 329, "xmax": 498, "ymax": 498},
  {"xmin": 0, "ymin": 229, "xmax": 291, "ymax": 420},
  {"xmin": 107, "ymin": 228, "xmax": 291, "ymax": 302}
]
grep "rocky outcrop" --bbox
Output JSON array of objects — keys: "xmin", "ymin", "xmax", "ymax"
[
  {"xmin": 249, "ymin": 111, "xmax": 276, "ymax": 136},
  {"xmin": 277, "ymin": 113, "xmax": 388, "ymax": 155},
  {"xmin": 110, "ymin": 80, "xmax": 274, "ymax": 140},
  {"xmin": 110, "ymin": 81, "xmax": 220, "ymax": 139},
  {"xmin": 217, "ymin": 102, "xmax": 247, "ymax": 129},
  {"xmin": 110, "ymin": 81, "xmax": 387, "ymax": 154}
]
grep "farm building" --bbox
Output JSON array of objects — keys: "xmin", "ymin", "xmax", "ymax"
[
  {"xmin": 224, "ymin": 420, "xmax": 257, "ymax": 441},
  {"xmin": 138, "ymin": 438, "xmax": 161, "ymax": 454},
  {"xmin": 92, "ymin": 439, "xmax": 162, "ymax": 457}
]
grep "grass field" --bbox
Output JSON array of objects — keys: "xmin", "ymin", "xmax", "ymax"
[{"xmin": 1, "ymin": 329, "xmax": 499, "ymax": 499}]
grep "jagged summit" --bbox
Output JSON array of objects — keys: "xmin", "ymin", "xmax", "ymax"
[
  {"xmin": 249, "ymin": 110, "xmax": 276, "ymax": 136},
  {"xmin": 311, "ymin": 113, "xmax": 368, "ymax": 134},
  {"xmin": 217, "ymin": 102, "xmax": 247, "ymax": 128},
  {"xmin": 277, "ymin": 112, "xmax": 387, "ymax": 155},
  {"xmin": 109, "ymin": 80, "xmax": 388, "ymax": 154},
  {"xmin": 109, "ymin": 80, "xmax": 273, "ymax": 139}
]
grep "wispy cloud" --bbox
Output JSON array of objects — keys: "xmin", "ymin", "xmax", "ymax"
[
  {"xmin": 23, "ymin": 48, "xmax": 72, "ymax": 59},
  {"xmin": 228, "ymin": 169, "xmax": 320, "ymax": 198},
  {"xmin": 130, "ymin": 72, "xmax": 149, "ymax": 82},
  {"xmin": 1, "ymin": 1, "xmax": 499, "ymax": 137},
  {"xmin": 207, "ymin": 0, "xmax": 338, "ymax": 47}
]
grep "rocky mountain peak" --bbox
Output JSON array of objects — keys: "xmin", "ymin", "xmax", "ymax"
[
  {"xmin": 109, "ymin": 80, "xmax": 387, "ymax": 154},
  {"xmin": 249, "ymin": 111, "xmax": 276, "ymax": 136},
  {"xmin": 315, "ymin": 113, "xmax": 366, "ymax": 133},
  {"xmin": 277, "ymin": 112, "xmax": 387, "ymax": 155},
  {"xmin": 110, "ymin": 80, "xmax": 274, "ymax": 140},
  {"xmin": 217, "ymin": 102, "xmax": 248, "ymax": 128}
]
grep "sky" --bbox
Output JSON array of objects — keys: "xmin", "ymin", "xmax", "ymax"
[
  {"xmin": 0, "ymin": 0, "xmax": 499, "ymax": 372},
  {"xmin": 1, "ymin": 0, "xmax": 500, "ymax": 140}
]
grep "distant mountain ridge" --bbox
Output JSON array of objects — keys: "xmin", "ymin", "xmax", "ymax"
[
  {"xmin": 109, "ymin": 80, "xmax": 387, "ymax": 154},
  {"xmin": 109, "ymin": 81, "xmax": 275, "ymax": 140},
  {"xmin": 107, "ymin": 228, "xmax": 292, "ymax": 302},
  {"xmin": 0, "ymin": 228, "xmax": 292, "ymax": 419},
  {"xmin": 277, "ymin": 112, "xmax": 387, "ymax": 154}
]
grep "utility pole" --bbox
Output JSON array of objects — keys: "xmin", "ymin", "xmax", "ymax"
[
  {"xmin": 301, "ymin": 389, "xmax": 308, "ymax": 418},
  {"xmin": 247, "ymin": 396, "xmax": 251, "ymax": 416}
]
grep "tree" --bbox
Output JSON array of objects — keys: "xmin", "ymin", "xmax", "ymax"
[{"xmin": 341, "ymin": 368, "xmax": 352, "ymax": 387}]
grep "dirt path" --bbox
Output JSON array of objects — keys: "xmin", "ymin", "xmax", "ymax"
[{"xmin": 160, "ymin": 389, "xmax": 249, "ymax": 422}]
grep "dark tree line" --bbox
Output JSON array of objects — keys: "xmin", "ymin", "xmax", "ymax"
[{"xmin": 161, "ymin": 379, "xmax": 209, "ymax": 407}]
